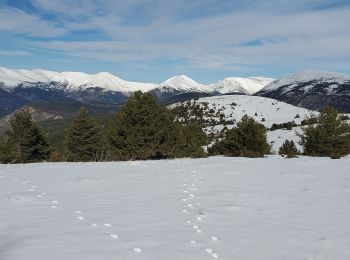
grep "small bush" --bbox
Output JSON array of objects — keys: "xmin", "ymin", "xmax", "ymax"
[
  {"xmin": 279, "ymin": 140, "xmax": 299, "ymax": 158},
  {"xmin": 209, "ymin": 115, "xmax": 270, "ymax": 157},
  {"xmin": 301, "ymin": 107, "xmax": 350, "ymax": 158}
]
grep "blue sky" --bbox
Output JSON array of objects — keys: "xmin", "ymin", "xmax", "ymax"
[{"xmin": 0, "ymin": 0, "xmax": 349, "ymax": 83}]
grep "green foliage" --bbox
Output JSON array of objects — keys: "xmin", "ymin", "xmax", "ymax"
[
  {"xmin": 174, "ymin": 122, "xmax": 207, "ymax": 158},
  {"xmin": 0, "ymin": 138, "xmax": 13, "ymax": 163},
  {"xmin": 209, "ymin": 115, "xmax": 270, "ymax": 157},
  {"xmin": 270, "ymin": 121, "xmax": 297, "ymax": 131},
  {"xmin": 1, "ymin": 109, "xmax": 50, "ymax": 163},
  {"xmin": 301, "ymin": 107, "xmax": 350, "ymax": 158},
  {"xmin": 170, "ymin": 99, "xmax": 235, "ymax": 127},
  {"xmin": 64, "ymin": 108, "xmax": 105, "ymax": 162},
  {"xmin": 301, "ymin": 116, "xmax": 318, "ymax": 126},
  {"xmin": 109, "ymin": 92, "xmax": 206, "ymax": 160},
  {"xmin": 279, "ymin": 140, "xmax": 299, "ymax": 158}
]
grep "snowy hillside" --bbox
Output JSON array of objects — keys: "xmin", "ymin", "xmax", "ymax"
[
  {"xmin": 171, "ymin": 95, "xmax": 317, "ymax": 154},
  {"xmin": 173, "ymin": 95, "xmax": 316, "ymax": 128},
  {"xmin": 211, "ymin": 77, "xmax": 274, "ymax": 95},
  {"xmin": 1, "ymin": 156, "xmax": 350, "ymax": 260}
]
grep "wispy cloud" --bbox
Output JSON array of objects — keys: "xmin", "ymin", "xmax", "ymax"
[
  {"xmin": 0, "ymin": 50, "xmax": 32, "ymax": 56},
  {"xmin": 1, "ymin": 0, "xmax": 349, "ymax": 80}
]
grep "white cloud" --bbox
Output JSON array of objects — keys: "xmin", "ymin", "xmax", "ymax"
[
  {"xmin": 0, "ymin": 8, "xmax": 66, "ymax": 37},
  {"xmin": 2, "ymin": 0, "xmax": 350, "ymax": 72}
]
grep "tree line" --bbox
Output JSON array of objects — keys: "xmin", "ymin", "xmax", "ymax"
[
  {"xmin": 0, "ymin": 92, "xmax": 349, "ymax": 163},
  {"xmin": 0, "ymin": 92, "xmax": 207, "ymax": 163}
]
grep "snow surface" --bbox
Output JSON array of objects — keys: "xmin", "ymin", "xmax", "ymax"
[
  {"xmin": 267, "ymin": 126, "xmax": 304, "ymax": 153},
  {"xmin": 261, "ymin": 69, "xmax": 350, "ymax": 93},
  {"xmin": 1, "ymin": 156, "xmax": 350, "ymax": 260}
]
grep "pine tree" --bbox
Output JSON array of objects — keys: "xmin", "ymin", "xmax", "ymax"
[
  {"xmin": 3, "ymin": 109, "xmax": 50, "ymax": 163},
  {"xmin": 109, "ymin": 92, "xmax": 178, "ymax": 160},
  {"xmin": 301, "ymin": 107, "xmax": 350, "ymax": 158},
  {"xmin": 64, "ymin": 108, "xmax": 104, "ymax": 162},
  {"xmin": 209, "ymin": 115, "xmax": 270, "ymax": 157},
  {"xmin": 174, "ymin": 122, "xmax": 207, "ymax": 158},
  {"xmin": 279, "ymin": 140, "xmax": 299, "ymax": 158}
]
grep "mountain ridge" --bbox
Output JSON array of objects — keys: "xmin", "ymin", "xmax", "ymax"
[
  {"xmin": 0, "ymin": 67, "xmax": 272, "ymax": 95},
  {"xmin": 257, "ymin": 69, "xmax": 350, "ymax": 112}
]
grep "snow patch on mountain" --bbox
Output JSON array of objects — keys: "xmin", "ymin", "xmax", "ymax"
[{"xmin": 212, "ymin": 77, "xmax": 274, "ymax": 95}]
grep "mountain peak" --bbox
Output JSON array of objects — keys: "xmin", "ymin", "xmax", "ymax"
[
  {"xmin": 159, "ymin": 75, "xmax": 210, "ymax": 92},
  {"xmin": 213, "ymin": 77, "xmax": 275, "ymax": 95}
]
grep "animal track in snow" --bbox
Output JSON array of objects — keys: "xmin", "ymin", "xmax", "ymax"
[
  {"xmin": 212, "ymin": 252, "xmax": 219, "ymax": 258},
  {"xmin": 211, "ymin": 236, "xmax": 219, "ymax": 242},
  {"xmin": 133, "ymin": 248, "xmax": 142, "ymax": 253},
  {"xmin": 206, "ymin": 248, "xmax": 214, "ymax": 254}
]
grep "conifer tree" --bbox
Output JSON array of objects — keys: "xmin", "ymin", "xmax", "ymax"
[
  {"xmin": 301, "ymin": 107, "xmax": 350, "ymax": 158},
  {"xmin": 64, "ymin": 108, "xmax": 104, "ymax": 161},
  {"xmin": 3, "ymin": 109, "xmax": 50, "ymax": 163},
  {"xmin": 209, "ymin": 115, "xmax": 270, "ymax": 157},
  {"xmin": 175, "ymin": 122, "xmax": 207, "ymax": 158},
  {"xmin": 109, "ymin": 92, "xmax": 178, "ymax": 160},
  {"xmin": 279, "ymin": 140, "xmax": 299, "ymax": 158}
]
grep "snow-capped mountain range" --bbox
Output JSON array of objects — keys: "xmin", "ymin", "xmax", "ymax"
[
  {"xmin": 257, "ymin": 69, "xmax": 350, "ymax": 112},
  {"xmin": 0, "ymin": 67, "xmax": 157, "ymax": 93},
  {"xmin": 0, "ymin": 67, "xmax": 271, "ymax": 95},
  {"xmin": 1, "ymin": 67, "xmax": 349, "ymax": 117}
]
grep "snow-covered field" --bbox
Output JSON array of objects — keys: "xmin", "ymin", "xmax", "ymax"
[{"xmin": 1, "ymin": 156, "xmax": 350, "ymax": 260}]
